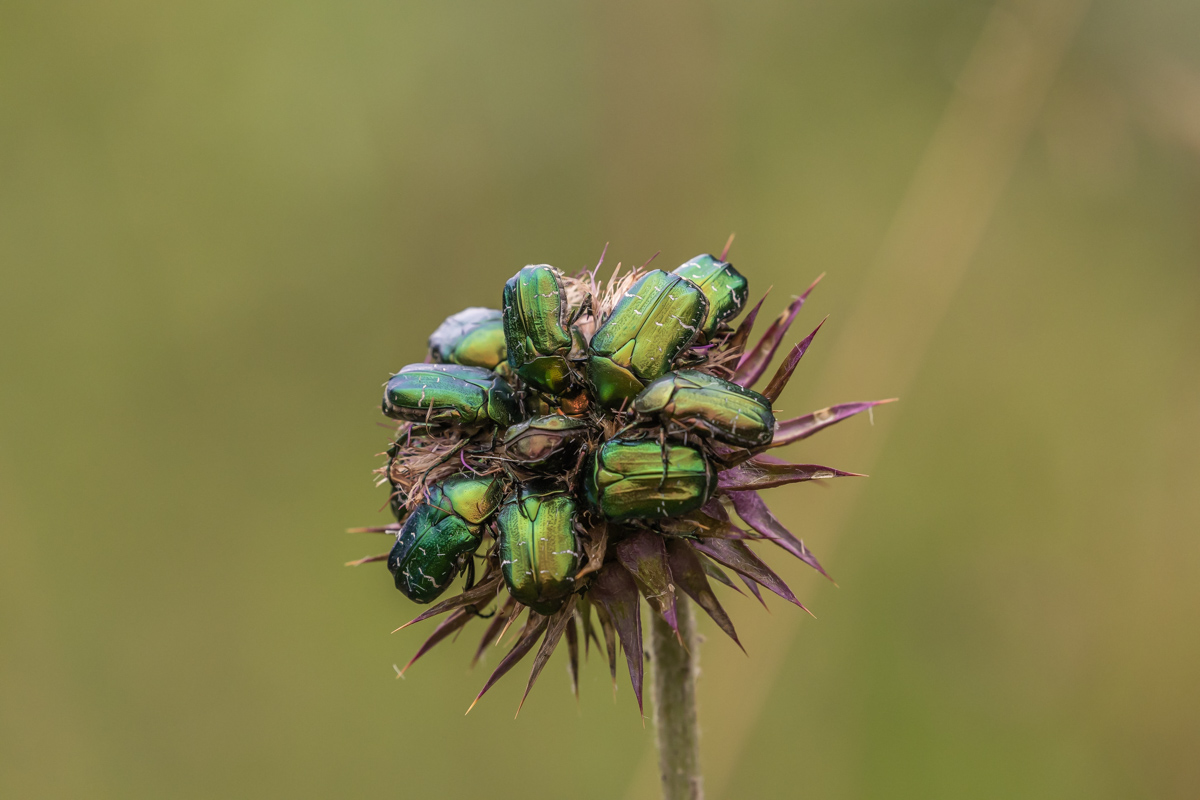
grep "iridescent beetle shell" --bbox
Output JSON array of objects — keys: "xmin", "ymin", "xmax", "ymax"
[
  {"xmin": 427, "ymin": 473, "xmax": 505, "ymax": 525},
  {"xmin": 502, "ymin": 265, "xmax": 574, "ymax": 395},
  {"xmin": 502, "ymin": 415, "xmax": 591, "ymax": 468},
  {"xmin": 672, "ymin": 254, "xmax": 748, "ymax": 342},
  {"xmin": 382, "ymin": 363, "xmax": 518, "ymax": 428},
  {"xmin": 428, "ymin": 307, "xmax": 507, "ymax": 370},
  {"xmin": 633, "ymin": 369, "xmax": 775, "ymax": 449},
  {"xmin": 497, "ymin": 484, "xmax": 581, "ymax": 614},
  {"xmin": 586, "ymin": 270, "xmax": 708, "ymax": 408},
  {"xmin": 585, "ymin": 438, "xmax": 718, "ymax": 522},
  {"xmin": 387, "ymin": 474, "xmax": 503, "ymax": 603},
  {"xmin": 388, "ymin": 503, "xmax": 480, "ymax": 604}
]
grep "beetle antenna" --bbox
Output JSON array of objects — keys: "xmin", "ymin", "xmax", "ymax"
[{"xmin": 462, "ymin": 558, "xmax": 477, "ymax": 591}]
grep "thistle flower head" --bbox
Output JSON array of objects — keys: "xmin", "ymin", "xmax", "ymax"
[{"xmin": 350, "ymin": 245, "xmax": 892, "ymax": 715}]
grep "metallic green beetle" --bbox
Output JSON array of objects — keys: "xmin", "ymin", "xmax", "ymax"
[
  {"xmin": 502, "ymin": 414, "xmax": 591, "ymax": 468},
  {"xmin": 382, "ymin": 363, "xmax": 518, "ymax": 428},
  {"xmin": 387, "ymin": 474, "xmax": 503, "ymax": 603},
  {"xmin": 633, "ymin": 369, "xmax": 775, "ymax": 448},
  {"xmin": 502, "ymin": 265, "xmax": 574, "ymax": 395},
  {"xmin": 585, "ymin": 438, "xmax": 718, "ymax": 522},
  {"xmin": 428, "ymin": 307, "xmax": 507, "ymax": 370},
  {"xmin": 672, "ymin": 254, "xmax": 749, "ymax": 342},
  {"xmin": 427, "ymin": 472, "xmax": 505, "ymax": 526},
  {"xmin": 587, "ymin": 270, "xmax": 709, "ymax": 408},
  {"xmin": 497, "ymin": 483, "xmax": 581, "ymax": 614}
]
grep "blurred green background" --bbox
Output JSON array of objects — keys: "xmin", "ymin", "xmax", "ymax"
[{"xmin": 3, "ymin": 0, "xmax": 1199, "ymax": 797}]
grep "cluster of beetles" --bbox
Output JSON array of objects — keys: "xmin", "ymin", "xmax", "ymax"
[
  {"xmin": 359, "ymin": 247, "xmax": 885, "ymax": 707},
  {"xmin": 378, "ymin": 254, "xmax": 771, "ymax": 613}
]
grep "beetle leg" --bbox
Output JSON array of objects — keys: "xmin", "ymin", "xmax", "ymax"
[
  {"xmin": 569, "ymin": 294, "xmax": 593, "ymax": 326},
  {"xmin": 463, "ymin": 556, "xmax": 476, "ymax": 591},
  {"xmin": 568, "ymin": 442, "xmax": 590, "ymax": 481},
  {"xmin": 610, "ymin": 418, "xmax": 641, "ymax": 440},
  {"xmin": 498, "ymin": 461, "xmax": 519, "ymax": 486}
]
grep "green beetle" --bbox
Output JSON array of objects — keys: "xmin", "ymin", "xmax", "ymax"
[
  {"xmin": 672, "ymin": 255, "xmax": 749, "ymax": 342},
  {"xmin": 502, "ymin": 265, "xmax": 575, "ymax": 395},
  {"xmin": 502, "ymin": 414, "xmax": 591, "ymax": 468},
  {"xmin": 387, "ymin": 474, "xmax": 503, "ymax": 603},
  {"xmin": 587, "ymin": 270, "xmax": 709, "ymax": 408},
  {"xmin": 585, "ymin": 438, "xmax": 717, "ymax": 522},
  {"xmin": 633, "ymin": 369, "xmax": 775, "ymax": 448},
  {"xmin": 428, "ymin": 307, "xmax": 507, "ymax": 370},
  {"xmin": 382, "ymin": 363, "xmax": 519, "ymax": 428},
  {"xmin": 427, "ymin": 472, "xmax": 505, "ymax": 526},
  {"xmin": 497, "ymin": 483, "xmax": 581, "ymax": 614}
]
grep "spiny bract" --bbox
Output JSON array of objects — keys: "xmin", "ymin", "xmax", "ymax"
[{"xmin": 350, "ymin": 247, "xmax": 893, "ymax": 715}]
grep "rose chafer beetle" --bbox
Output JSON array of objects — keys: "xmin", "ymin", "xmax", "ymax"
[
  {"xmin": 502, "ymin": 414, "xmax": 591, "ymax": 468},
  {"xmin": 387, "ymin": 474, "xmax": 504, "ymax": 603},
  {"xmin": 427, "ymin": 472, "xmax": 505, "ymax": 527},
  {"xmin": 672, "ymin": 254, "xmax": 749, "ymax": 342},
  {"xmin": 428, "ymin": 307, "xmax": 507, "ymax": 370},
  {"xmin": 496, "ymin": 483, "xmax": 581, "ymax": 614},
  {"xmin": 382, "ymin": 363, "xmax": 519, "ymax": 428},
  {"xmin": 587, "ymin": 270, "xmax": 708, "ymax": 408},
  {"xmin": 502, "ymin": 265, "xmax": 575, "ymax": 395},
  {"xmin": 633, "ymin": 369, "xmax": 775, "ymax": 448},
  {"xmin": 585, "ymin": 437, "xmax": 718, "ymax": 522}
]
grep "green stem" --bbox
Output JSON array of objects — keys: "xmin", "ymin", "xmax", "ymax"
[{"xmin": 650, "ymin": 593, "xmax": 704, "ymax": 800}]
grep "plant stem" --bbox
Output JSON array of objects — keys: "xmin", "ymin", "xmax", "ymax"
[{"xmin": 650, "ymin": 593, "xmax": 703, "ymax": 800}]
